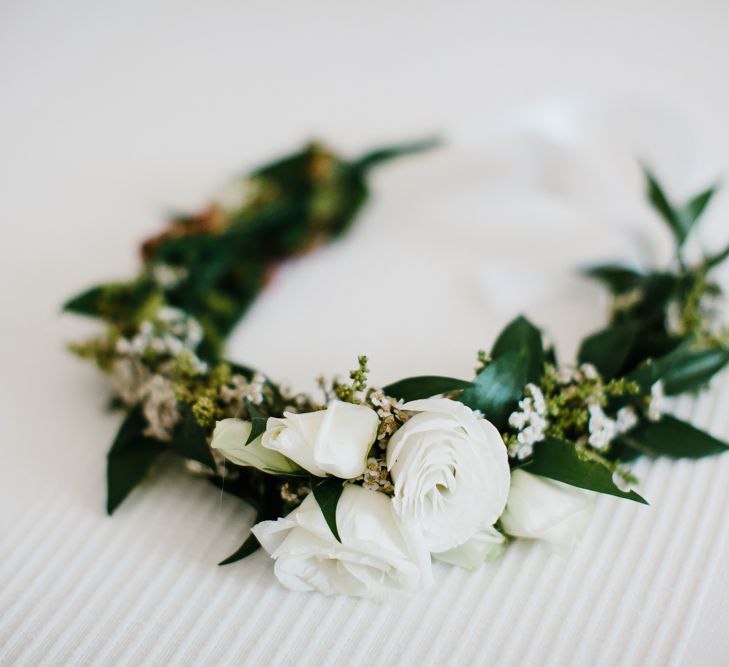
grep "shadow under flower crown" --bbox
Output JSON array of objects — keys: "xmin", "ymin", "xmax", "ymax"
[{"xmin": 64, "ymin": 138, "xmax": 729, "ymax": 599}]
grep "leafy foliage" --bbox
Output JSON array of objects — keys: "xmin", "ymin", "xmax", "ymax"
[
  {"xmin": 461, "ymin": 315, "xmax": 544, "ymax": 429},
  {"xmin": 643, "ymin": 167, "xmax": 717, "ymax": 246},
  {"xmin": 583, "ymin": 171, "xmax": 728, "ymax": 382}
]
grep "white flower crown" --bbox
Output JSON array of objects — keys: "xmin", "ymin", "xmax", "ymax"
[{"xmin": 64, "ymin": 139, "xmax": 729, "ymax": 600}]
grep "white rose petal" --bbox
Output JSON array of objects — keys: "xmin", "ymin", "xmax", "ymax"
[
  {"xmin": 211, "ymin": 418, "xmax": 301, "ymax": 475},
  {"xmin": 262, "ymin": 401, "xmax": 379, "ymax": 479},
  {"xmin": 252, "ymin": 485, "xmax": 432, "ymax": 600},
  {"xmin": 500, "ymin": 469, "xmax": 594, "ymax": 551},
  {"xmin": 432, "ymin": 526, "xmax": 506, "ymax": 569},
  {"xmin": 386, "ymin": 398, "xmax": 511, "ymax": 554}
]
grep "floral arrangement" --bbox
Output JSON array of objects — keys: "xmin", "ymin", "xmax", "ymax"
[{"xmin": 65, "ymin": 140, "xmax": 729, "ymax": 600}]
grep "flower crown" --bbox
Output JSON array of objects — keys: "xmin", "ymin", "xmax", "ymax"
[{"xmin": 65, "ymin": 139, "xmax": 729, "ymax": 600}]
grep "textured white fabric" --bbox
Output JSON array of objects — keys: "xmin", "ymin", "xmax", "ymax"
[{"xmin": 3, "ymin": 2, "xmax": 729, "ymax": 665}]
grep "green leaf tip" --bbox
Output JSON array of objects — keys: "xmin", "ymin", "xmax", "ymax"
[
  {"xmin": 218, "ymin": 531, "xmax": 261, "ymax": 566},
  {"xmin": 245, "ymin": 401, "xmax": 268, "ymax": 445},
  {"xmin": 524, "ymin": 438, "xmax": 649, "ymax": 504},
  {"xmin": 382, "ymin": 376, "xmax": 474, "ymax": 402}
]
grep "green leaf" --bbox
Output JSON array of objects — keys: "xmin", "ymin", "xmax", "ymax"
[
  {"xmin": 245, "ymin": 400, "xmax": 268, "ymax": 445},
  {"xmin": 491, "ymin": 315, "xmax": 545, "ymax": 383},
  {"xmin": 218, "ymin": 531, "xmax": 261, "ymax": 565},
  {"xmin": 629, "ymin": 344, "xmax": 729, "ymax": 395},
  {"xmin": 643, "ymin": 169, "xmax": 717, "ymax": 246},
  {"xmin": 618, "ymin": 416, "xmax": 729, "ymax": 459},
  {"xmin": 644, "ymin": 167, "xmax": 686, "ymax": 245},
  {"xmin": 680, "ymin": 184, "xmax": 717, "ymax": 231},
  {"xmin": 171, "ymin": 404, "xmax": 216, "ymax": 468},
  {"xmin": 583, "ymin": 264, "xmax": 644, "ymax": 294},
  {"xmin": 312, "ymin": 476, "xmax": 345, "ymax": 542},
  {"xmin": 63, "ymin": 285, "xmax": 109, "ymax": 317},
  {"xmin": 63, "ymin": 280, "xmax": 158, "ymax": 323},
  {"xmin": 354, "ymin": 136, "xmax": 441, "ymax": 172},
  {"xmin": 578, "ymin": 323, "xmax": 638, "ymax": 379},
  {"xmin": 382, "ymin": 376, "xmax": 474, "ymax": 402},
  {"xmin": 107, "ymin": 406, "xmax": 166, "ymax": 514},
  {"xmin": 524, "ymin": 438, "xmax": 648, "ymax": 504},
  {"xmin": 460, "ymin": 352, "xmax": 528, "ymax": 430},
  {"xmin": 705, "ymin": 243, "xmax": 729, "ymax": 270}
]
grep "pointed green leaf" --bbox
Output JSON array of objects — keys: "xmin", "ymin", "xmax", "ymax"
[
  {"xmin": 312, "ymin": 476, "xmax": 345, "ymax": 542},
  {"xmin": 107, "ymin": 406, "xmax": 166, "ymax": 514},
  {"xmin": 680, "ymin": 184, "xmax": 717, "ymax": 230},
  {"xmin": 524, "ymin": 438, "xmax": 648, "ymax": 503},
  {"xmin": 629, "ymin": 344, "xmax": 729, "ymax": 395},
  {"xmin": 382, "ymin": 376, "xmax": 474, "ymax": 402},
  {"xmin": 245, "ymin": 400, "xmax": 268, "ymax": 445},
  {"xmin": 63, "ymin": 285, "xmax": 109, "ymax": 317},
  {"xmin": 644, "ymin": 167, "xmax": 686, "ymax": 245},
  {"xmin": 491, "ymin": 315, "xmax": 545, "ymax": 383},
  {"xmin": 583, "ymin": 264, "xmax": 644, "ymax": 294},
  {"xmin": 705, "ymin": 243, "xmax": 729, "ymax": 270},
  {"xmin": 460, "ymin": 351, "xmax": 528, "ymax": 430},
  {"xmin": 354, "ymin": 136, "xmax": 441, "ymax": 172},
  {"xmin": 218, "ymin": 531, "xmax": 262, "ymax": 565},
  {"xmin": 578, "ymin": 323, "xmax": 638, "ymax": 379},
  {"xmin": 618, "ymin": 416, "xmax": 729, "ymax": 459}
]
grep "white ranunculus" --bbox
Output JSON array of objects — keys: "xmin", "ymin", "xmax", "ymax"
[
  {"xmin": 251, "ymin": 484, "xmax": 432, "ymax": 600},
  {"xmin": 386, "ymin": 398, "xmax": 511, "ymax": 554},
  {"xmin": 432, "ymin": 526, "xmax": 506, "ymax": 569},
  {"xmin": 499, "ymin": 469, "xmax": 594, "ymax": 551},
  {"xmin": 210, "ymin": 418, "xmax": 301, "ymax": 475},
  {"xmin": 262, "ymin": 400, "xmax": 379, "ymax": 479}
]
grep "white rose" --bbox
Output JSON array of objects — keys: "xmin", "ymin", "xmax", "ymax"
[
  {"xmin": 262, "ymin": 400, "xmax": 379, "ymax": 479},
  {"xmin": 210, "ymin": 418, "xmax": 301, "ymax": 475},
  {"xmin": 386, "ymin": 398, "xmax": 511, "ymax": 554},
  {"xmin": 432, "ymin": 526, "xmax": 506, "ymax": 569},
  {"xmin": 251, "ymin": 484, "xmax": 432, "ymax": 600},
  {"xmin": 499, "ymin": 469, "xmax": 594, "ymax": 551}
]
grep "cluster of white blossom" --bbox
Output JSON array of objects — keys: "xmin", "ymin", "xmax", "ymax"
[
  {"xmin": 648, "ymin": 380, "xmax": 665, "ymax": 421},
  {"xmin": 587, "ymin": 403, "xmax": 638, "ymax": 451},
  {"xmin": 368, "ymin": 389, "xmax": 409, "ymax": 444},
  {"xmin": 220, "ymin": 372, "xmax": 267, "ymax": 412},
  {"xmin": 151, "ymin": 264, "xmax": 188, "ymax": 289},
  {"xmin": 109, "ymin": 307, "xmax": 210, "ymax": 441},
  {"xmin": 507, "ymin": 383, "xmax": 548, "ymax": 459},
  {"xmin": 109, "ymin": 359, "xmax": 181, "ymax": 441},
  {"xmin": 114, "ymin": 307, "xmax": 206, "ymax": 372},
  {"xmin": 141, "ymin": 375, "xmax": 180, "ymax": 441},
  {"xmin": 359, "ymin": 457, "xmax": 395, "ymax": 493},
  {"xmin": 557, "ymin": 362, "xmax": 599, "ymax": 385}
]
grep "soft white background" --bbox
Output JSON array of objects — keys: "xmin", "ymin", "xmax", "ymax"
[{"xmin": 2, "ymin": 1, "xmax": 729, "ymax": 665}]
